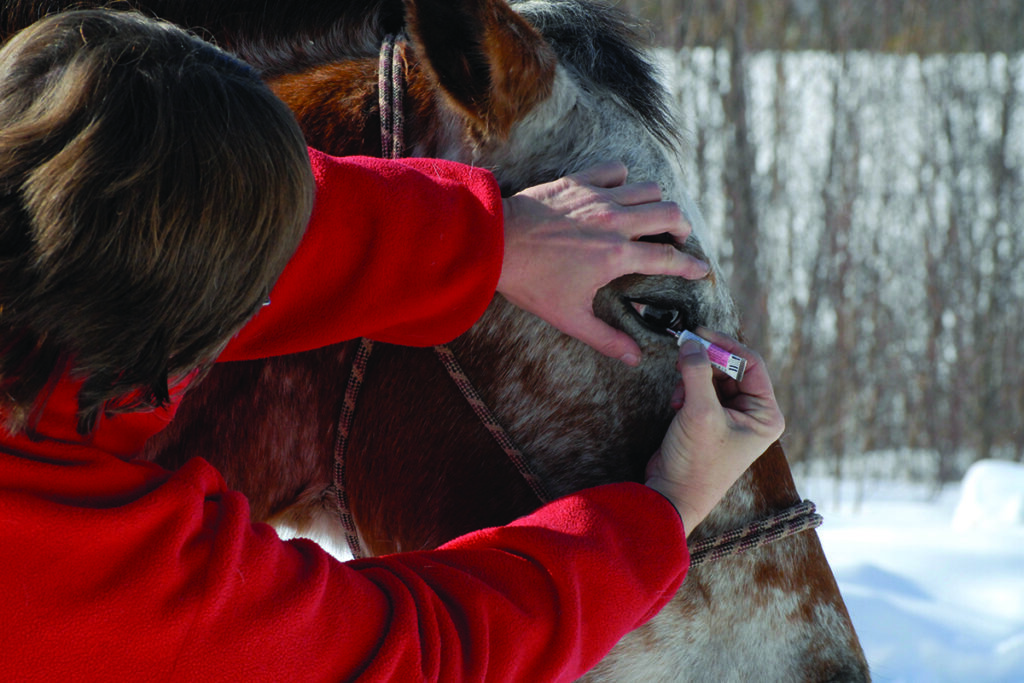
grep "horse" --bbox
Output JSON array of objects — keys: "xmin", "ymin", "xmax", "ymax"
[{"xmin": 2, "ymin": 1, "xmax": 870, "ymax": 679}]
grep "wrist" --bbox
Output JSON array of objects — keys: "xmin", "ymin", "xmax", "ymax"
[{"xmin": 644, "ymin": 477, "xmax": 705, "ymax": 538}]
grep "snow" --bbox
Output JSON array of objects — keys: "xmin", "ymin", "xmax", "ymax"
[
  {"xmin": 796, "ymin": 460, "xmax": 1024, "ymax": 682},
  {"xmin": 953, "ymin": 460, "xmax": 1024, "ymax": 532}
]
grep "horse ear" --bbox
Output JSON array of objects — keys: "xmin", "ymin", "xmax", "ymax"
[{"xmin": 405, "ymin": 0, "xmax": 557, "ymax": 139}]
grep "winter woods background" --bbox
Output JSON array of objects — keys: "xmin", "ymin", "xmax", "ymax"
[
  {"xmin": 621, "ymin": 0, "xmax": 1023, "ymax": 490},
  {"xmin": 614, "ymin": 5, "xmax": 1024, "ymax": 676}
]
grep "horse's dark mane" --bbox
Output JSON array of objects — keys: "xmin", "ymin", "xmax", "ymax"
[
  {"xmin": 0, "ymin": 1, "xmax": 405, "ymax": 72},
  {"xmin": 1, "ymin": 0, "xmax": 675, "ymax": 142},
  {"xmin": 512, "ymin": 0, "xmax": 677, "ymax": 145}
]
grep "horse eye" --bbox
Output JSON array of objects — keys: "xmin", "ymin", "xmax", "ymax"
[{"xmin": 629, "ymin": 301, "xmax": 682, "ymax": 331}]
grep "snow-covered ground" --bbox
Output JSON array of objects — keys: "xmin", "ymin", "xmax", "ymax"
[{"xmin": 795, "ymin": 460, "xmax": 1024, "ymax": 682}]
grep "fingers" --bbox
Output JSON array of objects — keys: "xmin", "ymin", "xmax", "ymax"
[
  {"xmin": 571, "ymin": 164, "xmax": 661, "ymax": 207},
  {"xmin": 565, "ymin": 315, "xmax": 642, "ymax": 366},
  {"xmin": 573, "ymin": 162, "xmax": 690, "ymax": 240},
  {"xmin": 575, "ymin": 164, "xmax": 708, "ymax": 276},
  {"xmin": 587, "ymin": 173, "xmax": 691, "ymax": 241},
  {"xmin": 623, "ymin": 240, "xmax": 711, "ymax": 280},
  {"xmin": 606, "ymin": 180, "xmax": 663, "ymax": 206},
  {"xmin": 571, "ymin": 161, "xmax": 629, "ymax": 188},
  {"xmin": 500, "ymin": 161, "xmax": 718, "ymax": 365},
  {"xmin": 596, "ymin": 195, "xmax": 710, "ymax": 280},
  {"xmin": 618, "ymin": 201, "xmax": 693, "ymax": 245}
]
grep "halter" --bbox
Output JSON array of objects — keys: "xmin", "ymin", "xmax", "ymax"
[
  {"xmin": 328, "ymin": 34, "xmax": 822, "ymax": 563},
  {"xmin": 330, "ymin": 36, "xmax": 550, "ymax": 559}
]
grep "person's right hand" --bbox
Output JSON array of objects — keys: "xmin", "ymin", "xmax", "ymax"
[{"xmin": 644, "ymin": 328, "xmax": 785, "ymax": 536}]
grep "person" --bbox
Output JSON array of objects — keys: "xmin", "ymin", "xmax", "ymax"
[{"xmin": 0, "ymin": 10, "xmax": 785, "ymax": 681}]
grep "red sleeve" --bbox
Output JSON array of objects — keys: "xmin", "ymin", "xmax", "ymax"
[
  {"xmin": 0, "ymin": 455, "xmax": 688, "ymax": 681},
  {"xmin": 220, "ymin": 149, "xmax": 505, "ymax": 361},
  {"xmin": 346, "ymin": 483, "xmax": 689, "ymax": 681}
]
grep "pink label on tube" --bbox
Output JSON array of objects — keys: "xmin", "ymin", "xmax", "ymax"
[{"xmin": 671, "ymin": 330, "xmax": 747, "ymax": 381}]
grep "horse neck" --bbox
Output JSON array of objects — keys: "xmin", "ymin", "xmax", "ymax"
[
  {"xmin": 697, "ymin": 441, "xmax": 803, "ymax": 539},
  {"xmin": 584, "ymin": 441, "xmax": 868, "ymax": 681}
]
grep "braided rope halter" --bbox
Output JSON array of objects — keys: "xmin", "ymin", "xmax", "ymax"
[
  {"xmin": 330, "ymin": 36, "xmax": 550, "ymax": 559},
  {"xmin": 329, "ymin": 34, "xmax": 822, "ymax": 563}
]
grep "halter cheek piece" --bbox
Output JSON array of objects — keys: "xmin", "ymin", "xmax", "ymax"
[{"xmin": 328, "ymin": 34, "xmax": 822, "ymax": 563}]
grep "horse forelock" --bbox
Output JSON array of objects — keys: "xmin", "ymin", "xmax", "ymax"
[
  {"xmin": 455, "ymin": 1, "xmax": 720, "ymax": 261},
  {"xmin": 510, "ymin": 0, "xmax": 677, "ymax": 147}
]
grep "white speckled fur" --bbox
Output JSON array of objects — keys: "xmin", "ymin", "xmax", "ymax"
[
  {"xmin": 277, "ymin": 1, "xmax": 867, "ymax": 678},
  {"xmin": 422, "ymin": 3, "xmax": 867, "ymax": 679}
]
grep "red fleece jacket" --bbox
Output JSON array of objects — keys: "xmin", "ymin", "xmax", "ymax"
[{"xmin": 0, "ymin": 150, "xmax": 688, "ymax": 682}]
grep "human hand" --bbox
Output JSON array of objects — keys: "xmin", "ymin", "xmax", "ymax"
[
  {"xmin": 497, "ymin": 162, "xmax": 710, "ymax": 366},
  {"xmin": 644, "ymin": 329, "xmax": 785, "ymax": 536}
]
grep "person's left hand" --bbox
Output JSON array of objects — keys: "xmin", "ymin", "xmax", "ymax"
[
  {"xmin": 498, "ymin": 161, "xmax": 709, "ymax": 366},
  {"xmin": 645, "ymin": 329, "xmax": 785, "ymax": 535}
]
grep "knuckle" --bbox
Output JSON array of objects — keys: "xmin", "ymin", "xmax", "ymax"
[
  {"xmin": 774, "ymin": 413, "xmax": 786, "ymax": 438},
  {"xmin": 597, "ymin": 204, "xmax": 622, "ymax": 225},
  {"xmin": 604, "ymin": 239, "xmax": 632, "ymax": 266},
  {"xmin": 659, "ymin": 242, "xmax": 680, "ymax": 268}
]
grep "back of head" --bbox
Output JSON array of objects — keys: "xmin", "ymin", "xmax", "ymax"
[{"xmin": 0, "ymin": 10, "xmax": 314, "ymax": 433}]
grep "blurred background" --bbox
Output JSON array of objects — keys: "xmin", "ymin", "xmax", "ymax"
[
  {"xmin": 614, "ymin": 2, "xmax": 1024, "ymax": 679},
  {"xmin": 619, "ymin": 0, "xmax": 1023, "ymax": 493}
]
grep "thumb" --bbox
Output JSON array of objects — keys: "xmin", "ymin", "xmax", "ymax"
[{"xmin": 677, "ymin": 340, "xmax": 717, "ymax": 408}]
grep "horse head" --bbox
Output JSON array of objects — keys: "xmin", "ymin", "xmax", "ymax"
[
  {"xmin": 0, "ymin": 0, "xmax": 869, "ymax": 678},
  {"xmin": 268, "ymin": 1, "xmax": 871, "ymax": 678}
]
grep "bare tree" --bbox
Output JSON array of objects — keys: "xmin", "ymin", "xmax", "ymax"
[{"xmin": 629, "ymin": 0, "xmax": 1024, "ymax": 484}]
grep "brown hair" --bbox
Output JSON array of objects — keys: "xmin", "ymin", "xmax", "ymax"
[{"xmin": 0, "ymin": 10, "xmax": 314, "ymax": 433}]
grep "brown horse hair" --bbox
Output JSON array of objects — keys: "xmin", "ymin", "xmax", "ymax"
[{"xmin": 0, "ymin": 10, "xmax": 314, "ymax": 433}]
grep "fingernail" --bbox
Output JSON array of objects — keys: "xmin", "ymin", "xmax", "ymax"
[{"xmin": 621, "ymin": 353, "xmax": 640, "ymax": 366}]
